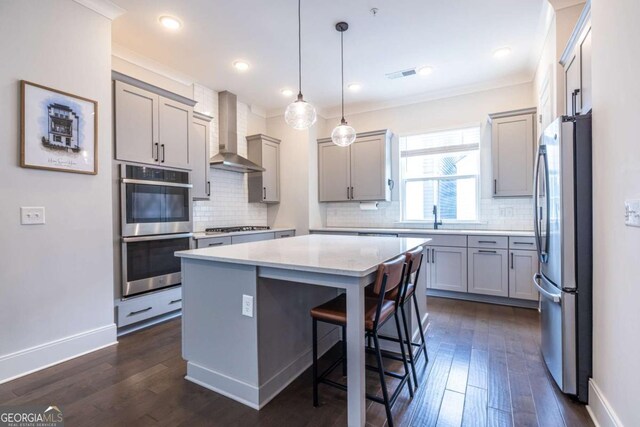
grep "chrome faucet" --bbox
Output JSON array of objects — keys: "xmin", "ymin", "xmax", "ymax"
[{"xmin": 433, "ymin": 205, "xmax": 443, "ymax": 230}]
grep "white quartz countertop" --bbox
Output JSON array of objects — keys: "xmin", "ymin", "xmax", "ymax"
[
  {"xmin": 192, "ymin": 227, "xmax": 295, "ymax": 240},
  {"xmin": 309, "ymin": 227, "xmax": 534, "ymax": 237},
  {"xmin": 176, "ymin": 234, "xmax": 431, "ymax": 277}
]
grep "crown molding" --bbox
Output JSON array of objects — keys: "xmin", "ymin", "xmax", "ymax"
[
  {"xmin": 112, "ymin": 43, "xmax": 196, "ymax": 86},
  {"xmin": 72, "ymin": 0, "xmax": 125, "ymax": 20}
]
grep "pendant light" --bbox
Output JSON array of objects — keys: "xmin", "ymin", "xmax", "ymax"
[
  {"xmin": 284, "ymin": 0, "xmax": 317, "ymax": 130},
  {"xmin": 331, "ymin": 22, "xmax": 356, "ymax": 147}
]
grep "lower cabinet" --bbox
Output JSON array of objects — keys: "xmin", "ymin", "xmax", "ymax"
[
  {"xmin": 428, "ymin": 246, "xmax": 468, "ymax": 293},
  {"xmin": 231, "ymin": 232, "xmax": 275, "ymax": 244},
  {"xmin": 509, "ymin": 250, "xmax": 539, "ymax": 301},
  {"xmin": 468, "ymin": 249, "xmax": 509, "ymax": 297}
]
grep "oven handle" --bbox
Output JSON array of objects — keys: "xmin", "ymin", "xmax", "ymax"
[
  {"xmin": 121, "ymin": 178, "xmax": 193, "ymax": 189},
  {"xmin": 123, "ymin": 233, "xmax": 193, "ymax": 243}
]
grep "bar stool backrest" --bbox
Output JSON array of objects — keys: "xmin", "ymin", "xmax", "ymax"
[
  {"xmin": 371, "ymin": 254, "xmax": 407, "ymax": 297},
  {"xmin": 405, "ymin": 246, "xmax": 424, "ymax": 277}
]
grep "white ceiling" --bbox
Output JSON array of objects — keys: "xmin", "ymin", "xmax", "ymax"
[{"xmin": 111, "ymin": 0, "xmax": 550, "ymax": 117}]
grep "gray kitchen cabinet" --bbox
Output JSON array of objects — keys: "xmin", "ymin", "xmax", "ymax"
[
  {"xmin": 158, "ymin": 96, "xmax": 192, "ymax": 170},
  {"xmin": 561, "ymin": 4, "xmax": 591, "ymax": 115},
  {"xmin": 113, "ymin": 72, "xmax": 196, "ymax": 170},
  {"xmin": 191, "ymin": 112, "xmax": 213, "ymax": 200},
  {"xmin": 489, "ymin": 109, "xmax": 536, "ymax": 198},
  {"xmin": 428, "ymin": 246, "xmax": 467, "ymax": 293},
  {"xmin": 114, "ymin": 80, "xmax": 159, "ymax": 165},
  {"xmin": 318, "ymin": 141, "xmax": 351, "ymax": 202},
  {"xmin": 318, "ymin": 129, "xmax": 392, "ymax": 202},
  {"xmin": 468, "ymin": 248, "xmax": 509, "ymax": 297},
  {"xmin": 509, "ymin": 249, "xmax": 539, "ymax": 301},
  {"xmin": 247, "ymin": 135, "xmax": 280, "ymax": 203}
]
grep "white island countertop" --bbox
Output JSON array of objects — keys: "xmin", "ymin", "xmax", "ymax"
[
  {"xmin": 310, "ymin": 227, "xmax": 534, "ymax": 237},
  {"xmin": 176, "ymin": 234, "xmax": 430, "ymax": 277}
]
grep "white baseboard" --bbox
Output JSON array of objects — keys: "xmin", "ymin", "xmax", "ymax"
[
  {"xmin": 587, "ymin": 379, "xmax": 623, "ymax": 427},
  {"xmin": 0, "ymin": 323, "xmax": 118, "ymax": 384},
  {"xmin": 185, "ymin": 328, "xmax": 340, "ymax": 410}
]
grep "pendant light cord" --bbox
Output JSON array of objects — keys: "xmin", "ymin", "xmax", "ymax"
[
  {"xmin": 340, "ymin": 30, "xmax": 345, "ymax": 123},
  {"xmin": 298, "ymin": 0, "xmax": 302, "ymax": 97}
]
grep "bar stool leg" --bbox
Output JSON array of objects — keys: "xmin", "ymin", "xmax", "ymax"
[
  {"xmin": 393, "ymin": 311, "xmax": 414, "ymax": 398},
  {"xmin": 412, "ymin": 292, "xmax": 428, "ymax": 363},
  {"xmin": 373, "ymin": 332, "xmax": 394, "ymax": 427},
  {"xmin": 341, "ymin": 325, "xmax": 347, "ymax": 376},
  {"xmin": 312, "ymin": 318, "xmax": 319, "ymax": 407},
  {"xmin": 400, "ymin": 301, "xmax": 419, "ymax": 389}
]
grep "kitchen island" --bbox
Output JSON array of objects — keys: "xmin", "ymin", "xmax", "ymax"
[{"xmin": 176, "ymin": 234, "xmax": 430, "ymax": 427}]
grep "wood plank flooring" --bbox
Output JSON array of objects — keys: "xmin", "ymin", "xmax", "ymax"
[{"xmin": 0, "ymin": 297, "xmax": 593, "ymax": 426}]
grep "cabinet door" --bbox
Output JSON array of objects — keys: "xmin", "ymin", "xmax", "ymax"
[
  {"xmin": 191, "ymin": 117, "xmax": 210, "ymax": 200},
  {"xmin": 509, "ymin": 250, "xmax": 539, "ymax": 301},
  {"xmin": 430, "ymin": 246, "xmax": 467, "ymax": 292},
  {"xmin": 318, "ymin": 142, "xmax": 351, "ymax": 202},
  {"xmin": 262, "ymin": 141, "xmax": 280, "ymax": 202},
  {"xmin": 114, "ymin": 81, "xmax": 159, "ymax": 164},
  {"xmin": 350, "ymin": 135, "xmax": 389, "ymax": 201},
  {"xmin": 565, "ymin": 52, "xmax": 581, "ymax": 116},
  {"xmin": 579, "ymin": 28, "xmax": 592, "ymax": 114},
  {"xmin": 159, "ymin": 96, "xmax": 192, "ymax": 170},
  {"xmin": 492, "ymin": 114, "xmax": 534, "ymax": 197},
  {"xmin": 468, "ymin": 249, "xmax": 509, "ymax": 297}
]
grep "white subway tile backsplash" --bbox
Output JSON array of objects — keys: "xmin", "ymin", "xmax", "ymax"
[
  {"xmin": 191, "ymin": 84, "xmax": 267, "ymax": 231},
  {"xmin": 325, "ymin": 197, "xmax": 534, "ymax": 231}
]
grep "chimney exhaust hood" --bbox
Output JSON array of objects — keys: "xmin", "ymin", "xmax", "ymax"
[{"xmin": 209, "ymin": 91, "xmax": 265, "ymax": 173}]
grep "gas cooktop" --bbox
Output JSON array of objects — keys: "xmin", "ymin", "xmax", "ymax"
[{"xmin": 205, "ymin": 226, "xmax": 271, "ymax": 234}]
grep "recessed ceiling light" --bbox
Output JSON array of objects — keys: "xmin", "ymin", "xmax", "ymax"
[
  {"xmin": 281, "ymin": 88, "xmax": 294, "ymax": 97},
  {"xmin": 493, "ymin": 47, "xmax": 512, "ymax": 58},
  {"xmin": 417, "ymin": 66, "xmax": 433, "ymax": 76},
  {"xmin": 347, "ymin": 83, "xmax": 362, "ymax": 92},
  {"xmin": 159, "ymin": 15, "xmax": 182, "ymax": 30},
  {"xmin": 233, "ymin": 60, "xmax": 250, "ymax": 72}
]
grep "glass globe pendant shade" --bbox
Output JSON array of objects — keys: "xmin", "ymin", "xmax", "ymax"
[
  {"xmin": 331, "ymin": 120, "xmax": 357, "ymax": 147},
  {"xmin": 285, "ymin": 95, "xmax": 317, "ymax": 130}
]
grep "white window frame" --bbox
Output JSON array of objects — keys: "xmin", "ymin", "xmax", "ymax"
[{"xmin": 399, "ymin": 126, "xmax": 481, "ymax": 224}]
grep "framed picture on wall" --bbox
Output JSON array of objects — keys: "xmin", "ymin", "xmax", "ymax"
[{"xmin": 20, "ymin": 80, "xmax": 98, "ymax": 175}]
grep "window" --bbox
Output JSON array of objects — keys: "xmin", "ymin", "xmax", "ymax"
[{"xmin": 400, "ymin": 126, "xmax": 480, "ymax": 222}]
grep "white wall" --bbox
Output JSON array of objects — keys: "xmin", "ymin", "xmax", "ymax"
[
  {"xmin": 589, "ymin": 0, "xmax": 640, "ymax": 425},
  {"xmin": 320, "ymin": 83, "xmax": 537, "ymax": 230},
  {"xmin": 0, "ymin": 0, "xmax": 117, "ymax": 382}
]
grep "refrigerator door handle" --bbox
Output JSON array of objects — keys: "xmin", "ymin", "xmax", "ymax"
[
  {"xmin": 533, "ymin": 273, "xmax": 561, "ymax": 303},
  {"xmin": 533, "ymin": 146, "xmax": 545, "ymax": 263},
  {"xmin": 533, "ymin": 145, "xmax": 550, "ymax": 263}
]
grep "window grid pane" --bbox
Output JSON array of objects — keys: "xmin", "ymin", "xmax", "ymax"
[{"xmin": 401, "ymin": 126, "xmax": 480, "ymax": 222}]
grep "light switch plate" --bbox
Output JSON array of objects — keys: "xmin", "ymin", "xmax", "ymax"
[
  {"xmin": 625, "ymin": 200, "xmax": 640, "ymax": 227},
  {"xmin": 242, "ymin": 294, "xmax": 254, "ymax": 317},
  {"xmin": 21, "ymin": 207, "xmax": 45, "ymax": 225}
]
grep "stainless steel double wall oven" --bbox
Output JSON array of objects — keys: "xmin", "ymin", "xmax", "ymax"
[{"xmin": 120, "ymin": 164, "xmax": 192, "ymax": 297}]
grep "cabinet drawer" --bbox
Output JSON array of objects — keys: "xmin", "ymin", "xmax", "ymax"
[
  {"xmin": 275, "ymin": 230, "xmax": 295, "ymax": 239},
  {"xmin": 468, "ymin": 236, "xmax": 508, "ymax": 249},
  {"xmin": 232, "ymin": 232, "xmax": 275, "ymax": 244},
  {"xmin": 197, "ymin": 236, "xmax": 232, "ymax": 249},
  {"xmin": 398, "ymin": 234, "xmax": 467, "ymax": 248},
  {"xmin": 117, "ymin": 287, "xmax": 182, "ymax": 327},
  {"xmin": 509, "ymin": 236, "xmax": 537, "ymax": 250}
]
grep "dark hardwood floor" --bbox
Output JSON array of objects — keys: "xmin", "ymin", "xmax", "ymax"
[{"xmin": 0, "ymin": 297, "xmax": 593, "ymax": 426}]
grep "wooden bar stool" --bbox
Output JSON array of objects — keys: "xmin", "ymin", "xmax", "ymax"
[
  {"xmin": 310, "ymin": 254, "xmax": 413, "ymax": 427},
  {"xmin": 366, "ymin": 246, "xmax": 429, "ymax": 390}
]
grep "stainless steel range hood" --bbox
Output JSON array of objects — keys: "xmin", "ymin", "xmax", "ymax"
[{"xmin": 209, "ymin": 91, "xmax": 265, "ymax": 173}]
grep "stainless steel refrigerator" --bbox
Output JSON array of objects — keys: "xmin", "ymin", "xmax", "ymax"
[{"xmin": 533, "ymin": 114, "xmax": 592, "ymax": 403}]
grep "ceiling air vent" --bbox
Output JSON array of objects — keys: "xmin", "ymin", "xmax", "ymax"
[{"xmin": 385, "ymin": 68, "xmax": 417, "ymax": 79}]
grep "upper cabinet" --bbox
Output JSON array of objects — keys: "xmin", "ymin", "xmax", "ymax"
[
  {"xmin": 191, "ymin": 112, "xmax": 213, "ymax": 200},
  {"xmin": 113, "ymin": 73, "xmax": 196, "ymax": 170},
  {"xmin": 489, "ymin": 108, "xmax": 536, "ymax": 198},
  {"xmin": 560, "ymin": 2, "xmax": 592, "ymax": 116},
  {"xmin": 247, "ymin": 134, "xmax": 280, "ymax": 203},
  {"xmin": 318, "ymin": 129, "xmax": 392, "ymax": 202}
]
